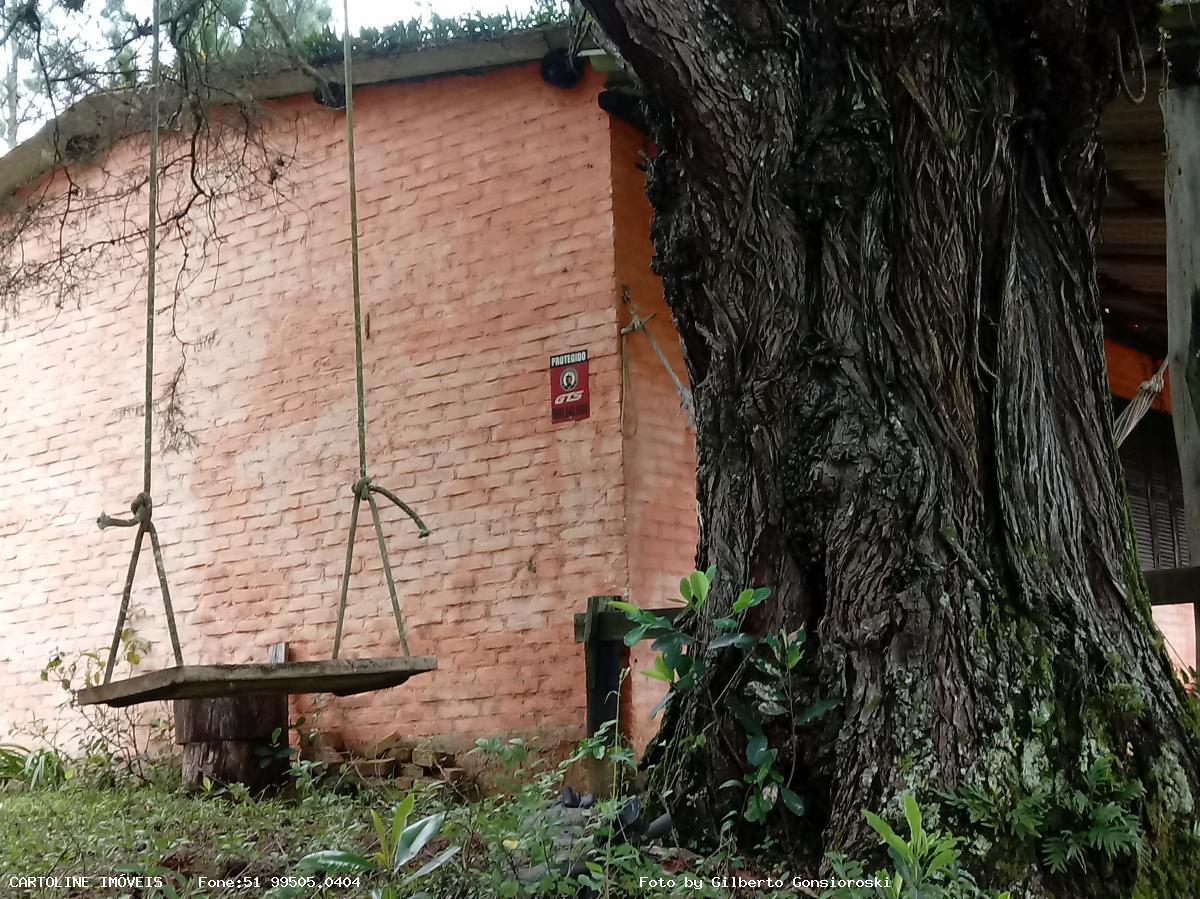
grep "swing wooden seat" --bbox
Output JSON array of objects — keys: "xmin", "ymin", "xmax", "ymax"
[{"xmin": 77, "ymin": 656, "xmax": 437, "ymax": 708}]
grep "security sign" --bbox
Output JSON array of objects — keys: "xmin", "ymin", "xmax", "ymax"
[{"xmin": 550, "ymin": 349, "xmax": 590, "ymax": 423}]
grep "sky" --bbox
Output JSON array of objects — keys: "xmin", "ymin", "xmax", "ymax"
[
  {"xmin": 334, "ymin": 1, "xmax": 521, "ymax": 29},
  {"xmin": 120, "ymin": 0, "xmax": 525, "ymax": 30},
  {"xmin": 114, "ymin": 1, "xmax": 536, "ymax": 36}
]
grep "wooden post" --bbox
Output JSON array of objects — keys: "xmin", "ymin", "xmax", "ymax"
[
  {"xmin": 582, "ymin": 596, "xmax": 623, "ymax": 794},
  {"xmin": 175, "ymin": 644, "xmax": 290, "ymax": 791},
  {"xmin": 573, "ymin": 602, "xmax": 684, "ymax": 792},
  {"xmin": 1163, "ymin": 77, "xmax": 1200, "ymax": 671}
]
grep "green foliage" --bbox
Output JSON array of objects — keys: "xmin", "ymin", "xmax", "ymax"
[
  {"xmin": 1041, "ymin": 755, "xmax": 1145, "ymax": 874},
  {"xmin": 256, "ymin": 726, "xmax": 296, "ymax": 770},
  {"xmin": 566, "ymin": 719, "xmax": 637, "ymax": 773},
  {"xmin": 824, "ymin": 794, "xmax": 1010, "ymax": 899},
  {"xmin": 298, "ymin": 1, "xmax": 570, "ymax": 67},
  {"xmin": 0, "ymin": 781, "xmax": 384, "ymax": 894},
  {"xmin": 292, "ymin": 790, "xmax": 458, "ymax": 897},
  {"xmin": 946, "ymin": 784, "xmax": 1049, "ymax": 841},
  {"xmin": 5, "ymin": 727, "xmax": 1132, "ymax": 899},
  {"xmin": 944, "ymin": 753, "xmax": 1145, "ymax": 876},
  {"xmin": 613, "ymin": 568, "xmax": 838, "ymax": 826},
  {"xmin": 470, "ymin": 735, "xmax": 532, "ymax": 771},
  {"xmin": 0, "ymin": 743, "xmax": 69, "ymax": 789},
  {"xmin": 32, "ymin": 629, "xmax": 177, "ymax": 788},
  {"xmin": 436, "ymin": 724, "xmax": 735, "ymax": 898},
  {"xmin": 468, "ymin": 736, "xmax": 540, "ymax": 796}
]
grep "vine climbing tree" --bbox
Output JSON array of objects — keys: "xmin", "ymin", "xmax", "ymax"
[{"xmin": 580, "ymin": 1, "xmax": 1200, "ymax": 895}]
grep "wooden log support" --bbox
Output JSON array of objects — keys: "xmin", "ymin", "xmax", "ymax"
[
  {"xmin": 175, "ymin": 694, "xmax": 289, "ymax": 792},
  {"xmin": 175, "ymin": 643, "xmax": 290, "ymax": 792},
  {"xmin": 580, "ymin": 596, "xmax": 624, "ymax": 794},
  {"xmin": 1163, "ymin": 79, "xmax": 1200, "ymax": 671}
]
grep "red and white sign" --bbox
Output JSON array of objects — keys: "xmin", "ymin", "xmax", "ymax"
[{"xmin": 549, "ymin": 350, "xmax": 590, "ymax": 423}]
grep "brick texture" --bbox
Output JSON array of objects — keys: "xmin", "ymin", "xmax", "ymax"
[
  {"xmin": 609, "ymin": 121, "xmax": 699, "ymax": 751},
  {"xmin": 0, "ymin": 65, "xmax": 641, "ymax": 751}
]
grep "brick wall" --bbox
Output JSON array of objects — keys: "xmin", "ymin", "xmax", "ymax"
[
  {"xmin": 0, "ymin": 64, "xmax": 636, "ymax": 751},
  {"xmin": 610, "ymin": 121, "xmax": 699, "ymax": 751}
]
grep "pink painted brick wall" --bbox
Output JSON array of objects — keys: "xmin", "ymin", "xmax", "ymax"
[
  {"xmin": 610, "ymin": 121, "xmax": 699, "ymax": 751},
  {"xmin": 0, "ymin": 64, "xmax": 644, "ymax": 751}
]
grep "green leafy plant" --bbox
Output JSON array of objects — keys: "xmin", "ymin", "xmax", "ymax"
[
  {"xmin": 613, "ymin": 567, "xmax": 838, "ymax": 824},
  {"xmin": 0, "ymin": 744, "xmax": 25, "ymax": 781},
  {"xmin": 1040, "ymin": 755, "xmax": 1145, "ymax": 873},
  {"xmin": 566, "ymin": 719, "xmax": 637, "ymax": 774},
  {"xmin": 468, "ymin": 736, "xmax": 542, "ymax": 795},
  {"xmin": 865, "ymin": 795, "xmax": 960, "ymax": 895},
  {"xmin": 824, "ymin": 794, "xmax": 1010, "ymax": 899},
  {"xmin": 0, "ymin": 744, "xmax": 69, "ymax": 789},
  {"xmin": 946, "ymin": 784, "xmax": 1050, "ymax": 841},
  {"xmin": 469, "ymin": 736, "xmax": 532, "ymax": 772},
  {"xmin": 945, "ymin": 753, "xmax": 1144, "ymax": 875},
  {"xmin": 294, "ymin": 791, "xmax": 458, "ymax": 896},
  {"xmin": 34, "ymin": 620, "xmax": 176, "ymax": 787},
  {"xmin": 255, "ymin": 726, "xmax": 295, "ymax": 770}
]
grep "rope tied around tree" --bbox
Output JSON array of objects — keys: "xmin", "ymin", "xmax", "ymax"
[
  {"xmin": 620, "ymin": 287, "xmax": 695, "ymax": 436},
  {"xmin": 1114, "ymin": 357, "xmax": 1169, "ymax": 448}
]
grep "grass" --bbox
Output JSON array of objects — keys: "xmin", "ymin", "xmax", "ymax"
[
  {"xmin": 0, "ymin": 758, "xmax": 1013, "ymax": 899},
  {"xmin": 0, "ymin": 782, "xmax": 390, "ymax": 897}
]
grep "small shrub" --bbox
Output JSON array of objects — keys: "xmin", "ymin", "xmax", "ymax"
[
  {"xmin": 824, "ymin": 794, "xmax": 1010, "ymax": 899},
  {"xmin": 0, "ymin": 744, "xmax": 69, "ymax": 789}
]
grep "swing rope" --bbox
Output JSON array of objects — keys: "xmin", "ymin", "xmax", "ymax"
[
  {"xmin": 1114, "ymin": 358, "xmax": 1169, "ymax": 448},
  {"xmin": 97, "ymin": 0, "xmax": 183, "ymax": 684},
  {"xmin": 620, "ymin": 287, "xmax": 695, "ymax": 433},
  {"xmin": 97, "ymin": 0, "xmax": 429, "ymax": 684},
  {"xmin": 331, "ymin": 0, "xmax": 430, "ymax": 660}
]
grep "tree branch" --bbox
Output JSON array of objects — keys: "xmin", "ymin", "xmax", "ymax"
[{"xmin": 259, "ymin": 0, "xmax": 337, "ymax": 107}]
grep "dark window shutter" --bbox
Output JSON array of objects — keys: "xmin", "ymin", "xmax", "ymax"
[{"xmin": 1114, "ymin": 399, "xmax": 1190, "ymax": 570}]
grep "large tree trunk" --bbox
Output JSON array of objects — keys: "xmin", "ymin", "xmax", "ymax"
[{"xmin": 583, "ymin": 1, "xmax": 1200, "ymax": 894}]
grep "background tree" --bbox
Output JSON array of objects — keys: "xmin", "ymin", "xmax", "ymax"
[
  {"xmin": 0, "ymin": 0, "xmax": 331, "ymax": 150},
  {"xmin": 580, "ymin": 1, "xmax": 1200, "ymax": 895}
]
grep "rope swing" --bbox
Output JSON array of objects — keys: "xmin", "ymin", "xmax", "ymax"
[
  {"xmin": 97, "ymin": 0, "xmax": 183, "ymax": 684},
  {"xmin": 94, "ymin": 0, "xmax": 430, "ymax": 688},
  {"xmin": 330, "ymin": 0, "xmax": 430, "ymax": 659}
]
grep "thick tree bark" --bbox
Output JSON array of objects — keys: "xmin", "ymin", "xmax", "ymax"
[{"xmin": 583, "ymin": 1, "xmax": 1200, "ymax": 894}]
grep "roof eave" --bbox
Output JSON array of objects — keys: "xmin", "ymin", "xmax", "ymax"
[{"xmin": 0, "ymin": 24, "xmax": 575, "ymax": 202}]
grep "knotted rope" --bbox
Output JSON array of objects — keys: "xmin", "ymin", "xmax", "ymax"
[
  {"xmin": 620, "ymin": 287, "xmax": 695, "ymax": 435},
  {"xmin": 98, "ymin": 0, "xmax": 183, "ymax": 684},
  {"xmin": 330, "ymin": 0, "xmax": 430, "ymax": 659},
  {"xmin": 1114, "ymin": 358, "xmax": 1169, "ymax": 448}
]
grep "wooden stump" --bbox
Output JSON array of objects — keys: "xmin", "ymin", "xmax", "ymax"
[{"xmin": 175, "ymin": 695, "xmax": 288, "ymax": 792}]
